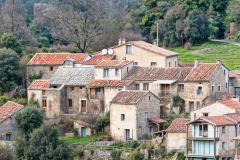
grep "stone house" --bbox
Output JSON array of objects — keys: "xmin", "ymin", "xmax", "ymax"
[
  {"xmin": 190, "ymin": 99, "xmax": 240, "ymax": 120},
  {"xmin": 74, "ymin": 120, "xmax": 96, "ymax": 137},
  {"xmin": 181, "ymin": 61, "xmax": 229, "ymax": 112},
  {"xmin": 26, "ymin": 53, "xmax": 89, "ymax": 85},
  {"xmin": 27, "ymin": 60, "xmax": 95, "ymax": 118},
  {"xmin": 229, "ymin": 71, "xmax": 240, "ymax": 97},
  {"xmin": 110, "ymin": 40, "xmax": 178, "ymax": 68},
  {"xmin": 165, "ymin": 118, "xmax": 189, "ymax": 152},
  {"xmin": 187, "ymin": 115, "xmax": 237, "ymax": 160},
  {"xmin": 110, "ymin": 90, "xmax": 164, "ymax": 141},
  {"xmin": 0, "ymin": 101, "xmax": 24, "ymax": 142}
]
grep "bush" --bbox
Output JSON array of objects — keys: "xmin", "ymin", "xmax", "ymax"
[
  {"xmin": 38, "ymin": 36, "xmax": 50, "ymax": 48},
  {"xmin": 128, "ymin": 150, "xmax": 144, "ymax": 160},
  {"xmin": 28, "ymin": 72, "xmax": 42, "ymax": 83},
  {"xmin": 0, "ymin": 96, "xmax": 7, "ymax": 106},
  {"xmin": 177, "ymin": 152, "xmax": 186, "ymax": 160},
  {"xmin": 72, "ymin": 147, "xmax": 84, "ymax": 158},
  {"xmin": 126, "ymin": 140, "xmax": 140, "ymax": 148},
  {"xmin": 96, "ymin": 112, "xmax": 110, "ymax": 132},
  {"xmin": 111, "ymin": 150, "xmax": 122, "ymax": 160},
  {"xmin": 73, "ymin": 128, "xmax": 79, "ymax": 137},
  {"xmin": 0, "ymin": 144, "xmax": 15, "ymax": 160},
  {"xmin": 0, "ymin": 33, "xmax": 23, "ymax": 54},
  {"xmin": 142, "ymin": 133, "xmax": 151, "ymax": 140},
  {"xmin": 41, "ymin": 47, "xmax": 49, "ymax": 53},
  {"xmin": 12, "ymin": 98, "xmax": 27, "ymax": 105}
]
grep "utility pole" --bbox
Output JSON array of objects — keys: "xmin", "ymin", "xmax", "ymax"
[{"xmin": 156, "ymin": 22, "xmax": 159, "ymax": 46}]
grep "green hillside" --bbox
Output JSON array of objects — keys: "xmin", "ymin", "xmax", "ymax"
[{"xmin": 171, "ymin": 41, "xmax": 240, "ymax": 70}]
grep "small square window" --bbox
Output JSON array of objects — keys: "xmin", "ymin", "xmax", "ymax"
[
  {"xmin": 218, "ymin": 85, "xmax": 221, "ymax": 92},
  {"xmin": 5, "ymin": 133, "xmax": 12, "ymax": 141},
  {"xmin": 134, "ymin": 62, "xmax": 138, "ymax": 66},
  {"xmin": 178, "ymin": 84, "xmax": 184, "ymax": 92},
  {"xmin": 126, "ymin": 45, "xmax": 132, "ymax": 54},
  {"xmin": 103, "ymin": 68, "xmax": 109, "ymax": 77},
  {"xmin": 135, "ymin": 84, "xmax": 140, "ymax": 90},
  {"xmin": 222, "ymin": 126, "xmax": 225, "ymax": 134},
  {"xmin": 42, "ymin": 99, "xmax": 47, "ymax": 108},
  {"xmin": 197, "ymin": 86, "xmax": 203, "ymax": 95},
  {"xmin": 203, "ymin": 113, "xmax": 208, "ymax": 117},
  {"xmin": 71, "ymin": 87, "xmax": 74, "ymax": 91},
  {"xmin": 50, "ymin": 66, "xmax": 53, "ymax": 71},
  {"xmin": 115, "ymin": 69, "xmax": 119, "ymax": 76},
  {"xmin": 144, "ymin": 112, "xmax": 148, "ymax": 120},
  {"xmin": 143, "ymin": 83, "xmax": 149, "ymax": 90},
  {"xmin": 121, "ymin": 114, "xmax": 125, "ymax": 121},
  {"xmin": 68, "ymin": 99, "xmax": 73, "ymax": 107},
  {"xmin": 151, "ymin": 62, "xmax": 157, "ymax": 67}
]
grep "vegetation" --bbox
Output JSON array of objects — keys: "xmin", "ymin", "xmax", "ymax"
[
  {"xmin": 111, "ymin": 150, "xmax": 122, "ymax": 160},
  {"xmin": 0, "ymin": 144, "xmax": 15, "ymax": 160},
  {"xmin": 95, "ymin": 111, "xmax": 110, "ymax": 132},
  {"xmin": 171, "ymin": 41, "xmax": 240, "ymax": 70},
  {"xmin": 0, "ymin": 33, "xmax": 23, "ymax": 54}
]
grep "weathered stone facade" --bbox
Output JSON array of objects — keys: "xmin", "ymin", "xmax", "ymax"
[{"xmin": 0, "ymin": 117, "xmax": 19, "ymax": 142}]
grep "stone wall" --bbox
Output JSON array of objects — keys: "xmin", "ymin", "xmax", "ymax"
[
  {"xmin": 166, "ymin": 133, "xmax": 186, "ymax": 152},
  {"xmin": 0, "ymin": 116, "xmax": 20, "ymax": 141}
]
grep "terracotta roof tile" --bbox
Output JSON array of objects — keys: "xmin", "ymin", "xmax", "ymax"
[
  {"xmin": 88, "ymin": 80, "xmax": 133, "ymax": 88},
  {"xmin": 218, "ymin": 99, "xmax": 240, "ymax": 111},
  {"xmin": 0, "ymin": 101, "xmax": 24, "ymax": 123},
  {"xmin": 28, "ymin": 80, "xmax": 50, "ymax": 90},
  {"xmin": 229, "ymin": 71, "xmax": 238, "ymax": 78},
  {"xmin": 225, "ymin": 113, "xmax": 240, "ymax": 122},
  {"xmin": 204, "ymin": 116, "xmax": 235, "ymax": 126},
  {"xmin": 166, "ymin": 118, "xmax": 189, "ymax": 133},
  {"xmin": 125, "ymin": 66, "xmax": 192, "ymax": 81},
  {"xmin": 184, "ymin": 64, "xmax": 220, "ymax": 82},
  {"xmin": 27, "ymin": 53, "xmax": 88, "ymax": 65},
  {"xmin": 96, "ymin": 60, "xmax": 133, "ymax": 69},
  {"xmin": 125, "ymin": 41, "xmax": 178, "ymax": 57},
  {"xmin": 111, "ymin": 90, "xmax": 149, "ymax": 105},
  {"xmin": 148, "ymin": 118, "xmax": 166, "ymax": 124},
  {"xmin": 84, "ymin": 53, "xmax": 113, "ymax": 65}
]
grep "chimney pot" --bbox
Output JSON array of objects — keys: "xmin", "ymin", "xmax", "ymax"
[{"xmin": 194, "ymin": 60, "xmax": 199, "ymax": 68}]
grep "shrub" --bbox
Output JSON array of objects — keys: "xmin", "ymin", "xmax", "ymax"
[
  {"xmin": 12, "ymin": 98, "xmax": 27, "ymax": 105},
  {"xmin": 126, "ymin": 140, "xmax": 140, "ymax": 148},
  {"xmin": 41, "ymin": 47, "xmax": 49, "ymax": 53},
  {"xmin": 177, "ymin": 152, "xmax": 186, "ymax": 160},
  {"xmin": 128, "ymin": 150, "xmax": 144, "ymax": 160},
  {"xmin": 73, "ymin": 128, "xmax": 79, "ymax": 137},
  {"xmin": 111, "ymin": 150, "xmax": 122, "ymax": 160},
  {"xmin": 72, "ymin": 148, "xmax": 84, "ymax": 158},
  {"xmin": 0, "ymin": 144, "xmax": 15, "ymax": 160},
  {"xmin": 0, "ymin": 96, "xmax": 7, "ymax": 106},
  {"xmin": 0, "ymin": 33, "xmax": 23, "ymax": 54},
  {"xmin": 28, "ymin": 72, "xmax": 43, "ymax": 83},
  {"xmin": 95, "ymin": 112, "xmax": 110, "ymax": 132},
  {"xmin": 142, "ymin": 133, "xmax": 151, "ymax": 140},
  {"xmin": 38, "ymin": 36, "xmax": 50, "ymax": 48}
]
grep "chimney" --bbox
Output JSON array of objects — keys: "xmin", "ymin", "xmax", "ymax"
[
  {"xmin": 194, "ymin": 59, "xmax": 199, "ymax": 68},
  {"xmin": 153, "ymin": 41, "xmax": 157, "ymax": 46},
  {"xmin": 122, "ymin": 38, "xmax": 126, "ymax": 44},
  {"xmin": 216, "ymin": 59, "xmax": 221, "ymax": 65},
  {"xmin": 118, "ymin": 38, "xmax": 122, "ymax": 45},
  {"xmin": 122, "ymin": 86, "xmax": 126, "ymax": 91}
]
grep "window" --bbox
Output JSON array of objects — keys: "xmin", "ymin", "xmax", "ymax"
[
  {"xmin": 68, "ymin": 99, "xmax": 73, "ymax": 107},
  {"xmin": 95, "ymin": 88, "xmax": 101, "ymax": 98},
  {"xmin": 203, "ymin": 113, "xmax": 208, "ymax": 117},
  {"xmin": 144, "ymin": 112, "xmax": 148, "ymax": 120},
  {"xmin": 222, "ymin": 142, "xmax": 225, "ymax": 149},
  {"xmin": 115, "ymin": 69, "xmax": 119, "ymax": 76},
  {"xmin": 42, "ymin": 99, "xmax": 47, "ymax": 108},
  {"xmin": 127, "ymin": 67, "xmax": 129, "ymax": 73},
  {"xmin": 50, "ymin": 66, "xmax": 53, "ymax": 71},
  {"xmin": 80, "ymin": 86, "xmax": 83, "ymax": 89},
  {"xmin": 189, "ymin": 101, "xmax": 194, "ymax": 111},
  {"xmin": 135, "ymin": 84, "xmax": 140, "ymax": 90},
  {"xmin": 199, "ymin": 125, "xmax": 203, "ymax": 136},
  {"xmin": 224, "ymin": 70, "xmax": 226, "ymax": 76},
  {"xmin": 196, "ymin": 101, "xmax": 200, "ymax": 108},
  {"xmin": 134, "ymin": 62, "xmax": 138, "ymax": 66},
  {"xmin": 71, "ymin": 87, "xmax": 74, "ymax": 91},
  {"xmin": 151, "ymin": 62, "xmax": 157, "ymax": 67},
  {"xmin": 126, "ymin": 45, "xmax": 132, "ymax": 54},
  {"xmin": 203, "ymin": 124, "xmax": 208, "ymax": 137},
  {"xmin": 178, "ymin": 84, "xmax": 184, "ymax": 92},
  {"xmin": 222, "ymin": 126, "xmax": 225, "ymax": 134},
  {"xmin": 143, "ymin": 83, "xmax": 149, "ymax": 90},
  {"xmin": 103, "ymin": 69, "xmax": 109, "ymax": 77},
  {"xmin": 5, "ymin": 133, "xmax": 12, "ymax": 141},
  {"xmin": 211, "ymin": 86, "xmax": 215, "ymax": 93},
  {"xmin": 226, "ymin": 83, "xmax": 228, "ymax": 88},
  {"xmin": 149, "ymin": 96, "xmax": 151, "ymax": 101},
  {"xmin": 42, "ymin": 90, "xmax": 46, "ymax": 95},
  {"xmin": 197, "ymin": 86, "xmax": 203, "ymax": 95},
  {"xmin": 175, "ymin": 61, "xmax": 177, "ymax": 67},
  {"xmin": 121, "ymin": 114, "xmax": 125, "ymax": 121},
  {"xmin": 218, "ymin": 85, "xmax": 221, "ymax": 92},
  {"xmin": 169, "ymin": 62, "xmax": 171, "ymax": 67},
  {"xmin": 81, "ymin": 100, "xmax": 87, "ymax": 112},
  {"xmin": 53, "ymin": 86, "xmax": 58, "ymax": 88},
  {"xmin": 194, "ymin": 113, "xmax": 197, "ymax": 120}
]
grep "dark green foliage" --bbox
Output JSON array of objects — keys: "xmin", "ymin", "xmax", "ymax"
[
  {"xmin": 185, "ymin": 10, "xmax": 209, "ymax": 45},
  {"xmin": 95, "ymin": 112, "xmax": 110, "ymax": 132},
  {"xmin": 15, "ymin": 106, "xmax": 44, "ymax": 138},
  {"xmin": 0, "ymin": 96, "xmax": 7, "ymax": 106},
  {"xmin": 0, "ymin": 144, "xmax": 14, "ymax": 160},
  {"xmin": 28, "ymin": 72, "xmax": 43, "ymax": 83},
  {"xmin": 177, "ymin": 152, "xmax": 186, "ymax": 160},
  {"xmin": 172, "ymin": 95, "xmax": 185, "ymax": 113},
  {"xmin": 111, "ymin": 140, "xmax": 140, "ymax": 149},
  {"xmin": 26, "ymin": 125, "xmax": 71, "ymax": 160},
  {"xmin": 0, "ymin": 33, "xmax": 23, "ymax": 54},
  {"xmin": 37, "ymin": 36, "xmax": 50, "ymax": 48},
  {"xmin": 128, "ymin": 150, "xmax": 144, "ymax": 160},
  {"xmin": 111, "ymin": 150, "xmax": 122, "ymax": 160},
  {"xmin": 0, "ymin": 48, "xmax": 21, "ymax": 94}
]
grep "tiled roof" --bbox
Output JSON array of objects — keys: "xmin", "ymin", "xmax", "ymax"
[
  {"xmin": 84, "ymin": 53, "xmax": 113, "ymax": 65},
  {"xmin": 218, "ymin": 99, "xmax": 240, "ymax": 111},
  {"xmin": 229, "ymin": 71, "xmax": 238, "ymax": 78},
  {"xmin": 178, "ymin": 63, "xmax": 194, "ymax": 67},
  {"xmin": 225, "ymin": 113, "xmax": 240, "ymax": 122},
  {"xmin": 124, "ymin": 41, "xmax": 178, "ymax": 57},
  {"xmin": 148, "ymin": 118, "xmax": 166, "ymax": 124},
  {"xmin": 184, "ymin": 64, "xmax": 220, "ymax": 82},
  {"xmin": 204, "ymin": 116, "xmax": 235, "ymax": 126},
  {"xmin": 124, "ymin": 66, "xmax": 192, "ymax": 81},
  {"xmin": 96, "ymin": 60, "xmax": 133, "ymax": 69},
  {"xmin": 50, "ymin": 66, "xmax": 94, "ymax": 86},
  {"xmin": 0, "ymin": 101, "xmax": 24, "ymax": 123},
  {"xmin": 111, "ymin": 90, "xmax": 149, "ymax": 105},
  {"xmin": 166, "ymin": 118, "xmax": 189, "ymax": 133},
  {"xmin": 28, "ymin": 80, "xmax": 50, "ymax": 90},
  {"xmin": 27, "ymin": 53, "xmax": 88, "ymax": 65},
  {"xmin": 88, "ymin": 80, "xmax": 133, "ymax": 88}
]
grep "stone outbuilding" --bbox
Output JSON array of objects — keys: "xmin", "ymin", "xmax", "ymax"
[
  {"xmin": 0, "ymin": 101, "xmax": 24, "ymax": 142},
  {"xmin": 74, "ymin": 120, "xmax": 96, "ymax": 137},
  {"xmin": 110, "ymin": 90, "xmax": 163, "ymax": 141},
  {"xmin": 165, "ymin": 118, "xmax": 189, "ymax": 152}
]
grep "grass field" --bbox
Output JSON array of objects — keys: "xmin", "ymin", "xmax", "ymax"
[
  {"xmin": 170, "ymin": 41, "xmax": 240, "ymax": 70},
  {"xmin": 59, "ymin": 133, "xmax": 106, "ymax": 145}
]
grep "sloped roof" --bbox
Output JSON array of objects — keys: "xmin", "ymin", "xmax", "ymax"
[
  {"xmin": 88, "ymin": 80, "xmax": 133, "ymax": 88},
  {"xmin": 120, "ymin": 41, "xmax": 178, "ymax": 57},
  {"xmin": 148, "ymin": 118, "xmax": 166, "ymax": 124},
  {"xmin": 124, "ymin": 66, "xmax": 192, "ymax": 81},
  {"xmin": 27, "ymin": 53, "xmax": 88, "ymax": 65},
  {"xmin": 166, "ymin": 118, "xmax": 189, "ymax": 133},
  {"xmin": 225, "ymin": 113, "xmax": 240, "ymax": 123},
  {"xmin": 203, "ymin": 116, "xmax": 235, "ymax": 126},
  {"xmin": 84, "ymin": 53, "xmax": 113, "ymax": 65},
  {"xmin": 50, "ymin": 66, "xmax": 94, "ymax": 86},
  {"xmin": 0, "ymin": 101, "xmax": 24, "ymax": 123},
  {"xmin": 96, "ymin": 60, "xmax": 133, "ymax": 69},
  {"xmin": 111, "ymin": 90, "xmax": 150, "ymax": 105},
  {"xmin": 184, "ymin": 64, "xmax": 220, "ymax": 82},
  {"xmin": 28, "ymin": 80, "xmax": 50, "ymax": 90},
  {"xmin": 218, "ymin": 99, "xmax": 240, "ymax": 111}
]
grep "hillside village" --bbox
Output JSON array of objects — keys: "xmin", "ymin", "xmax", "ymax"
[{"xmin": 1, "ymin": 39, "xmax": 240, "ymax": 159}]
